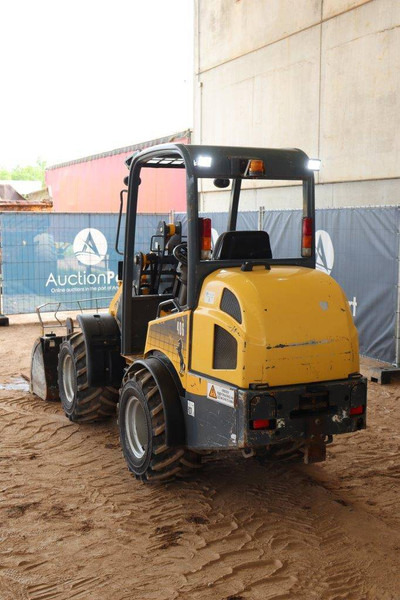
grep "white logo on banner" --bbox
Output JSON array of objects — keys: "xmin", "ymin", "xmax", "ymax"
[
  {"xmin": 73, "ymin": 228, "xmax": 107, "ymax": 266},
  {"xmin": 315, "ymin": 230, "xmax": 334, "ymax": 275}
]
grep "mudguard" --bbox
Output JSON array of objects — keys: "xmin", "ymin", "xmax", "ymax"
[
  {"xmin": 77, "ymin": 313, "xmax": 125, "ymax": 388},
  {"xmin": 130, "ymin": 356, "xmax": 186, "ymax": 447}
]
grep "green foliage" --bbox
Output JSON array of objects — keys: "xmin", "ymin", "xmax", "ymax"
[{"xmin": 0, "ymin": 159, "xmax": 46, "ymax": 186}]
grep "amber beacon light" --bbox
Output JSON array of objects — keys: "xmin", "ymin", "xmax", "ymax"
[{"xmin": 248, "ymin": 159, "xmax": 265, "ymax": 176}]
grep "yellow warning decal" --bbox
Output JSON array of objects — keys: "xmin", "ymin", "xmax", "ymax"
[
  {"xmin": 208, "ymin": 385, "xmax": 217, "ymax": 399},
  {"xmin": 206, "ymin": 381, "xmax": 235, "ymax": 407}
]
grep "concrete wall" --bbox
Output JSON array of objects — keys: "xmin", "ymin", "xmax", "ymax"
[{"xmin": 194, "ymin": 0, "xmax": 400, "ymax": 211}]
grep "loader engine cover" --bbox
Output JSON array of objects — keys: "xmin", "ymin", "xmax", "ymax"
[{"xmin": 30, "ymin": 334, "xmax": 63, "ymax": 401}]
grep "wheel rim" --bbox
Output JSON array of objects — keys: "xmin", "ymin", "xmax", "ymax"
[
  {"xmin": 125, "ymin": 396, "xmax": 148, "ymax": 459},
  {"xmin": 63, "ymin": 353, "xmax": 75, "ymax": 407}
]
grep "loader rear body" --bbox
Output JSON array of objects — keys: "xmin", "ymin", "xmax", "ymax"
[
  {"xmin": 121, "ymin": 144, "xmax": 366, "ymax": 461},
  {"xmin": 143, "ymin": 265, "xmax": 366, "ymax": 455},
  {"xmin": 31, "ymin": 143, "xmax": 366, "ymax": 478}
]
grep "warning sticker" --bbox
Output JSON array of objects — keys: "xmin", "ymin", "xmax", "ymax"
[
  {"xmin": 207, "ymin": 382, "xmax": 235, "ymax": 407},
  {"xmin": 204, "ymin": 290, "xmax": 215, "ymax": 305}
]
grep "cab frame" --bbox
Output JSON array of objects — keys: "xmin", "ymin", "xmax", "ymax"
[{"xmin": 122, "ymin": 143, "xmax": 317, "ymax": 355}]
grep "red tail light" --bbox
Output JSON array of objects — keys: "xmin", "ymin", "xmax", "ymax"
[
  {"xmin": 200, "ymin": 218, "xmax": 212, "ymax": 259},
  {"xmin": 350, "ymin": 405, "xmax": 364, "ymax": 416},
  {"xmin": 252, "ymin": 419, "xmax": 271, "ymax": 430},
  {"xmin": 302, "ymin": 217, "xmax": 312, "ymax": 257}
]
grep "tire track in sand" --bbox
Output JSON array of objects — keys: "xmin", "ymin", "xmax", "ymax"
[{"xmin": 0, "ymin": 324, "xmax": 399, "ymax": 600}]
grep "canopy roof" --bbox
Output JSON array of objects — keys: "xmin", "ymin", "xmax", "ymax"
[{"xmin": 127, "ymin": 144, "xmax": 312, "ymax": 180}]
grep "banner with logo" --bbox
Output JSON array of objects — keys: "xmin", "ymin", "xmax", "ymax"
[
  {"xmin": 0, "ymin": 213, "xmax": 168, "ymax": 315},
  {"xmin": 176, "ymin": 207, "xmax": 399, "ymax": 364},
  {"xmin": 1, "ymin": 208, "xmax": 398, "ymax": 364}
]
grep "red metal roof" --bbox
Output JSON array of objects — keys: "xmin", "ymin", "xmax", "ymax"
[{"xmin": 46, "ymin": 130, "xmax": 190, "ymax": 213}]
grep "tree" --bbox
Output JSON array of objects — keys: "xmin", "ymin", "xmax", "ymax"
[
  {"xmin": 0, "ymin": 159, "xmax": 46, "ymax": 186},
  {"xmin": 0, "ymin": 168, "xmax": 11, "ymax": 180}
]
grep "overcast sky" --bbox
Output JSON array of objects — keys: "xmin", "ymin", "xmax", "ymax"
[{"xmin": 1, "ymin": 0, "xmax": 193, "ymax": 168}]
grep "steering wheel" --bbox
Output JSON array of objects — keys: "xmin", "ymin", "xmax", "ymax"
[{"xmin": 173, "ymin": 243, "xmax": 188, "ymax": 266}]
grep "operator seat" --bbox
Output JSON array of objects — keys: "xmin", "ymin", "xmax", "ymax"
[{"xmin": 212, "ymin": 230, "xmax": 272, "ymax": 260}]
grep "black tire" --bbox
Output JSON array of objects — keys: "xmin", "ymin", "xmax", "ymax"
[
  {"xmin": 58, "ymin": 332, "xmax": 118, "ymax": 422},
  {"xmin": 118, "ymin": 366, "xmax": 201, "ymax": 482}
]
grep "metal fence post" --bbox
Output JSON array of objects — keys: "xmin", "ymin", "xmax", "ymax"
[
  {"xmin": 0, "ymin": 214, "xmax": 9, "ymax": 325},
  {"xmin": 258, "ymin": 206, "xmax": 265, "ymax": 230},
  {"xmin": 395, "ymin": 207, "xmax": 400, "ymax": 367}
]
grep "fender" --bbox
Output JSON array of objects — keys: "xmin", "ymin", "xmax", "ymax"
[
  {"xmin": 77, "ymin": 314, "xmax": 125, "ymax": 387},
  {"xmin": 130, "ymin": 356, "xmax": 186, "ymax": 447},
  {"xmin": 148, "ymin": 350, "xmax": 184, "ymax": 396}
]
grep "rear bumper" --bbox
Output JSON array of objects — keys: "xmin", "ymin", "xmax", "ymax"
[{"xmin": 237, "ymin": 376, "xmax": 367, "ymax": 448}]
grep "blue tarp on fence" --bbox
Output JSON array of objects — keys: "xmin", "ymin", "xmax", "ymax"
[
  {"xmin": 0, "ymin": 212, "xmax": 167, "ymax": 314},
  {"xmin": 1, "ymin": 207, "xmax": 398, "ymax": 363},
  {"xmin": 175, "ymin": 207, "xmax": 399, "ymax": 364}
]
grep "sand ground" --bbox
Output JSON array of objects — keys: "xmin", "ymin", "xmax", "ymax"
[{"xmin": 0, "ymin": 322, "xmax": 399, "ymax": 600}]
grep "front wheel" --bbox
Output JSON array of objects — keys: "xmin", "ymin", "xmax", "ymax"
[
  {"xmin": 119, "ymin": 366, "xmax": 201, "ymax": 482},
  {"xmin": 58, "ymin": 333, "xmax": 118, "ymax": 422}
]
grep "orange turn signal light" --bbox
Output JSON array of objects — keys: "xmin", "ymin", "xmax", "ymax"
[{"xmin": 200, "ymin": 217, "xmax": 212, "ymax": 259}]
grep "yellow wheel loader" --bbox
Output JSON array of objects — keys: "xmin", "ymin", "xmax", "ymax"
[{"xmin": 31, "ymin": 144, "xmax": 367, "ymax": 482}]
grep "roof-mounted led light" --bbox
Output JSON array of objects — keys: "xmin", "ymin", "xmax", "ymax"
[
  {"xmin": 307, "ymin": 158, "xmax": 321, "ymax": 171},
  {"xmin": 196, "ymin": 156, "xmax": 212, "ymax": 168}
]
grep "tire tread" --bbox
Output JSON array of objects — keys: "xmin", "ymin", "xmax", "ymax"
[
  {"xmin": 120, "ymin": 366, "xmax": 201, "ymax": 482},
  {"xmin": 58, "ymin": 333, "xmax": 119, "ymax": 423}
]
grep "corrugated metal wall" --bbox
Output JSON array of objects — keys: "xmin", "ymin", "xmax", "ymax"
[{"xmin": 46, "ymin": 132, "xmax": 190, "ymax": 213}]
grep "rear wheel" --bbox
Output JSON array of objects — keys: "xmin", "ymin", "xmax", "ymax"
[
  {"xmin": 119, "ymin": 366, "xmax": 201, "ymax": 482},
  {"xmin": 58, "ymin": 332, "xmax": 118, "ymax": 422}
]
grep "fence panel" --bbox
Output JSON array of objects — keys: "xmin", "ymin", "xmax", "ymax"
[
  {"xmin": 1, "ymin": 208, "xmax": 398, "ymax": 364},
  {"xmin": 176, "ymin": 207, "xmax": 399, "ymax": 364},
  {"xmin": 0, "ymin": 212, "xmax": 168, "ymax": 315},
  {"xmin": 316, "ymin": 207, "xmax": 399, "ymax": 365}
]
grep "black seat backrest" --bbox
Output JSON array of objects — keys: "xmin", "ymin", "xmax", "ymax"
[{"xmin": 212, "ymin": 230, "xmax": 272, "ymax": 260}]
